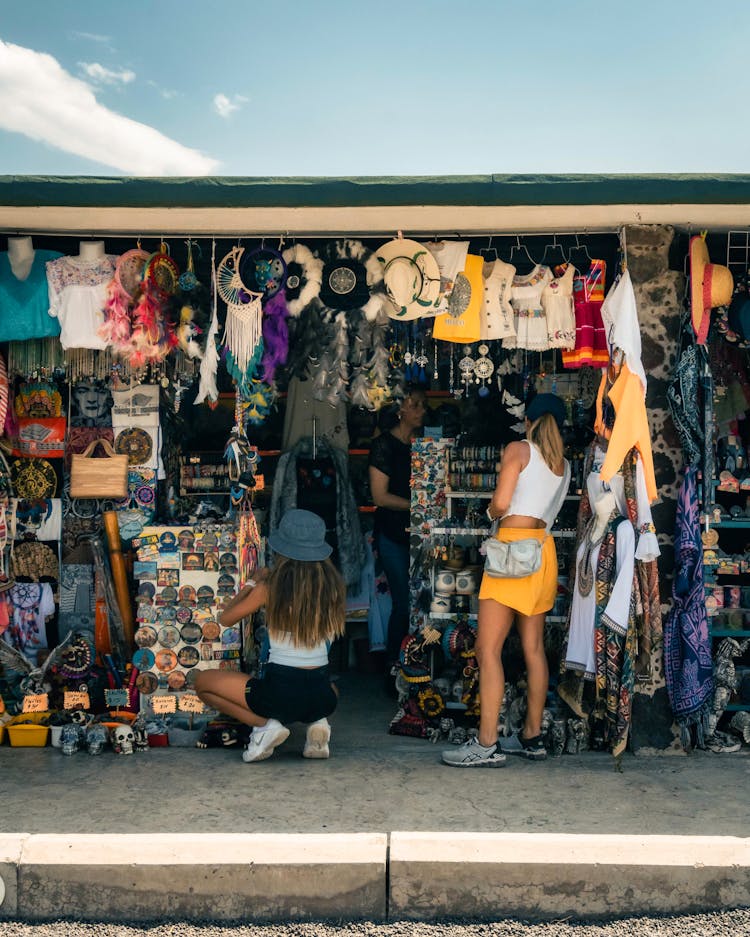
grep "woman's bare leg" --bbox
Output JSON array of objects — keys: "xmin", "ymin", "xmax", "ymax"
[
  {"xmin": 194, "ymin": 670, "xmax": 268, "ymax": 728},
  {"xmin": 516, "ymin": 612, "xmax": 548, "ymax": 738},
  {"xmin": 475, "ymin": 599, "xmax": 515, "ymax": 747}
]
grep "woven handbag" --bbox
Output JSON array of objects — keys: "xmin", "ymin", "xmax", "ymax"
[{"xmin": 70, "ymin": 438, "xmax": 128, "ymax": 499}]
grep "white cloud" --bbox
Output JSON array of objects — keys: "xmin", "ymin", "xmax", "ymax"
[
  {"xmin": 79, "ymin": 61, "xmax": 135, "ymax": 85},
  {"xmin": 213, "ymin": 92, "xmax": 248, "ymax": 118},
  {"xmin": 0, "ymin": 39, "xmax": 218, "ymax": 175},
  {"xmin": 70, "ymin": 31, "xmax": 112, "ymax": 44},
  {"xmin": 148, "ymin": 79, "xmax": 178, "ymax": 100}
]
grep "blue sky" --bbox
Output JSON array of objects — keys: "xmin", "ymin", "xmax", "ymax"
[{"xmin": 0, "ymin": 0, "xmax": 746, "ymax": 176}]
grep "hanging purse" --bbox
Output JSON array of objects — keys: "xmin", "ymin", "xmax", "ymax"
[
  {"xmin": 70, "ymin": 438, "xmax": 129, "ymax": 500},
  {"xmin": 482, "ymin": 521, "xmax": 542, "ymax": 579}
]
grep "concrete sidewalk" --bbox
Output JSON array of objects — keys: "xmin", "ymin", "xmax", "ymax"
[{"xmin": 1, "ymin": 673, "xmax": 748, "ymax": 922}]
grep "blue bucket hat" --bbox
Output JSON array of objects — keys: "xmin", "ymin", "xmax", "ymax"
[
  {"xmin": 268, "ymin": 509, "xmax": 332, "ymax": 562},
  {"xmin": 526, "ymin": 393, "xmax": 566, "ymax": 433}
]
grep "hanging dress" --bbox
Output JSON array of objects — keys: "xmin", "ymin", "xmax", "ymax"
[
  {"xmin": 503, "ymin": 264, "xmax": 553, "ymax": 351},
  {"xmin": 561, "ymin": 259, "xmax": 609, "ymax": 368},
  {"xmin": 542, "ymin": 263, "xmax": 576, "ymax": 350},
  {"xmin": 479, "ymin": 258, "xmax": 517, "ymax": 342}
]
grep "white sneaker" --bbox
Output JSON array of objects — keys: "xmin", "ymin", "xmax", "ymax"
[
  {"xmin": 242, "ymin": 719, "xmax": 290, "ymax": 763},
  {"xmin": 303, "ymin": 718, "xmax": 331, "ymax": 759}
]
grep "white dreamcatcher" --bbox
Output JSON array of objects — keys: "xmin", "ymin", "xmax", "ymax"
[{"xmin": 216, "ymin": 246, "xmax": 264, "ymax": 376}]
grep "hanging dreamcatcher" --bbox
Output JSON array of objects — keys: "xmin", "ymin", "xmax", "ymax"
[
  {"xmin": 281, "ymin": 242, "xmax": 323, "ymax": 317},
  {"xmin": 216, "ymin": 246, "xmax": 264, "ymax": 389},
  {"xmin": 99, "ymin": 248, "xmax": 149, "ymax": 354},
  {"xmin": 129, "ymin": 243, "xmax": 180, "ymax": 366},
  {"xmin": 240, "ymin": 246, "xmax": 290, "ymax": 385}
]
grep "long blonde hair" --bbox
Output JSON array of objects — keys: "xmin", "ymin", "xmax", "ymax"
[
  {"xmin": 265, "ymin": 555, "xmax": 346, "ymax": 646},
  {"xmin": 527, "ymin": 412, "xmax": 564, "ymax": 472}
]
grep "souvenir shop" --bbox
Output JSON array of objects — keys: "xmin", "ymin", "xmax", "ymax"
[{"xmin": 0, "ymin": 178, "xmax": 746, "ymax": 759}]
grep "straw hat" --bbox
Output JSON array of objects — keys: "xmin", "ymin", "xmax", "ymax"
[
  {"xmin": 377, "ymin": 238, "xmax": 442, "ymax": 320},
  {"xmin": 690, "ymin": 234, "xmax": 734, "ymax": 345}
]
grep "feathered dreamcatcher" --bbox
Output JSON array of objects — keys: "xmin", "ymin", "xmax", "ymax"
[
  {"xmin": 129, "ymin": 245, "xmax": 180, "ymax": 366},
  {"xmin": 239, "ymin": 246, "xmax": 290, "ymax": 385},
  {"xmin": 176, "ymin": 239, "xmax": 207, "ymax": 360},
  {"xmin": 99, "ymin": 248, "xmax": 149, "ymax": 354},
  {"xmin": 317, "ymin": 239, "xmax": 388, "ymax": 322},
  {"xmin": 281, "ymin": 242, "xmax": 323, "ymax": 317},
  {"xmin": 216, "ymin": 246, "xmax": 264, "ymax": 391}
]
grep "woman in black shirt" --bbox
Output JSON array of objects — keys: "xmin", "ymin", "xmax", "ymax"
[{"xmin": 368, "ymin": 387, "xmax": 427, "ymax": 673}]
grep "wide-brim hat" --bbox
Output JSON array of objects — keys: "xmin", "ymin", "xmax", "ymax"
[
  {"xmin": 377, "ymin": 238, "xmax": 442, "ymax": 321},
  {"xmin": 690, "ymin": 234, "xmax": 734, "ymax": 345},
  {"xmin": 268, "ymin": 508, "xmax": 332, "ymax": 562}
]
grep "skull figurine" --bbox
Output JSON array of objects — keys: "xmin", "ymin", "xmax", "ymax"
[
  {"xmin": 86, "ymin": 724, "xmax": 109, "ymax": 756},
  {"xmin": 60, "ymin": 724, "xmax": 86, "ymax": 756},
  {"xmin": 132, "ymin": 717, "xmax": 149, "ymax": 752},
  {"xmin": 112, "ymin": 724, "xmax": 135, "ymax": 755}
]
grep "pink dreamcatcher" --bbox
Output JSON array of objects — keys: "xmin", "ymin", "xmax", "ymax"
[
  {"xmin": 99, "ymin": 248, "xmax": 149, "ymax": 355},
  {"xmin": 129, "ymin": 245, "xmax": 180, "ymax": 366}
]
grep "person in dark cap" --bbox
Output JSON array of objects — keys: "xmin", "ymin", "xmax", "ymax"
[
  {"xmin": 195, "ymin": 508, "xmax": 345, "ymax": 762},
  {"xmin": 443, "ymin": 393, "xmax": 571, "ymax": 768}
]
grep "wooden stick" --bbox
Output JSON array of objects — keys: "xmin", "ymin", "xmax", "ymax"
[{"xmin": 102, "ymin": 511, "xmax": 134, "ymax": 648}]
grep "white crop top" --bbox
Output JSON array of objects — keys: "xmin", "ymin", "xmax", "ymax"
[
  {"xmin": 503, "ymin": 441, "xmax": 571, "ymax": 532},
  {"xmin": 267, "ymin": 632, "xmax": 329, "ymax": 667}
]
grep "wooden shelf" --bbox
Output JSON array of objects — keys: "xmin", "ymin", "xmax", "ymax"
[{"xmin": 709, "ymin": 629, "xmax": 750, "ymax": 637}]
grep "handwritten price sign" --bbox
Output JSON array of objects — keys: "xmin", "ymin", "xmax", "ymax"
[
  {"xmin": 22, "ymin": 693, "xmax": 49, "ymax": 713},
  {"xmin": 105, "ymin": 689, "xmax": 130, "ymax": 708},
  {"xmin": 178, "ymin": 694, "xmax": 204, "ymax": 714},
  {"xmin": 151, "ymin": 695, "xmax": 177, "ymax": 714},
  {"xmin": 64, "ymin": 691, "xmax": 90, "ymax": 710}
]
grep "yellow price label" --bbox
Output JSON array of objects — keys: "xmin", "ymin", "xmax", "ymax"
[
  {"xmin": 64, "ymin": 691, "xmax": 90, "ymax": 710},
  {"xmin": 22, "ymin": 693, "xmax": 49, "ymax": 713},
  {"xmin": 151, "ymin": 695, "xmax": 177, "ymax": 714}
]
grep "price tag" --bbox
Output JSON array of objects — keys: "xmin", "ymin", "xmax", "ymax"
[
  {"xmin": 253, "ymin": 474, "xmax": 265, "ymax": 491},
  {"xmin": 64, "ymin": 690, "xmax": 90, "ymax": 710},
  {"xmin": 151, "ymin": 695, "xmax": 177, "ymax": 714},
  {"xmin": 22, "ymin": 693, "xmax": 49, "ymax": 713},
  {"xmin": 105, "ymin": 689, "xmax": 130, "ymax": 708},
  {"xmin": 178, "ymin": 693, "xmax": 204, "ymax": 714}
]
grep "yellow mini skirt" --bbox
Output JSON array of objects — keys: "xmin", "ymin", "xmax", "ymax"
[{"xmin": 478, "ymin": 527, "xmax": 558, "ymax": 617}]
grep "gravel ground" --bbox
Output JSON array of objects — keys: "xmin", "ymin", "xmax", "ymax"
[{"xmin": 1, "ymin": 912, "xmax": 750, "ymax": 937}]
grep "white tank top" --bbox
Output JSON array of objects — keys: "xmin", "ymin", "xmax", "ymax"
[
  {"xmin": 502, "ymin": 441, "xmax": 571, "ymax": 532},
  {"xmin": 267, "ymin": 632, "xmax": 330, "ymax": 667}
]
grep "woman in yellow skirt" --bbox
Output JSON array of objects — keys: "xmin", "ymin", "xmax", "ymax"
[{"xmin": 443, "ymin": 394, "xmax": 571, "ymax": 767}]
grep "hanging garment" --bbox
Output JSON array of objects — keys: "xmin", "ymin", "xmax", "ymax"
[
  {"xmin": 431, "ymin": 254, "xmax": 483, "ymax": 344},
  {"xmin": 269, "ymin": 436, "xmax": 365, "ymax": 590},
  {"xmin": 542, "ymin": 263, "xmax": 576, "ymax": 350},
  {"xmin": 426, "ymin": 241, "xmax": 470, "ymax": 315},
  {"xmin": 663, "ymin": 466, "xmax": 714, "ymax": 749},
  {"xmin": 667, "ymin": 332, "xmax": 705, "ymax": 467},
  {"xmin": 561, "ymin": 259, "xmax": 609, "ymax": 368},
  {"xmin": 479, "ymin": 258, "xmax": 517, "ymax": 342},
  {"xmin": 282, "ymin": 376, "xmax": 349, "ymax": 452},
  {"xmin": 0, "ymin": 249, "xmax": 62, "ymax": 341},
  {"xmin": 600, "ymin": 269, "xmax": 647, "ymax": 392},
  {"xmin": 595, "ymin": 362, "xmax": 658, "ymax": 503},
  {"xmin": 111, "ymin": 385, "xmax": 163, "ymax": 477},
  {"xmin": 46, "ymin": 254, "xmax": 117, "ymax": 350},
  {"xmin": 559, "ymin": 444, "xmax": 662, "ymax": 758},
  {"xmin": 503, "ymin": 264, "xmax": 553, "ymax": 351}
]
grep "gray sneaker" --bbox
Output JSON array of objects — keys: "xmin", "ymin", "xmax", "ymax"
[
  {"xmin": 500, "ymin": 731, "xmax": 548, "ymax": 761},
  {"xmin": 442, "ymin": 738, "xmax": 506, "ymax": 767}
]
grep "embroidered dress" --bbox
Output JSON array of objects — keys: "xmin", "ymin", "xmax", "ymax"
[
  {"xmin": 542, "ymin": 263, "xmax": 576, "ymax": 349},
  {"xmin": 561, "ymin": 259, "xmax": 609, "ymax": 368},
  {"xmin": 0, "ymin": 250, "xmax": 63, "ymax": 342},
  {"xmin": 46, "ymin": 254, "xmax": 117, "ymax": 350},
  {"xmin": 479, "ymin": 259, "xmax": 516, "ymax": 342},
  {"xmin": 503, "ymin": 264, "xmax": 553, "ymax": 351}
]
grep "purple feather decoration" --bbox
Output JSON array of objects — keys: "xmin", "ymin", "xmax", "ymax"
[{"xmin": 260, "ymin": 290, "xmax": 289, "ymax": 383}]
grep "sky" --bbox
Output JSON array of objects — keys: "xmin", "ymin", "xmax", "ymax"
[{"xmin": 0, "ymin": 0, "xmax": 747, "ymax": 178}]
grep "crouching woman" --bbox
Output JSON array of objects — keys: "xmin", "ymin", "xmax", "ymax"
[{"xmin": 195, "ymin": 509, "xmax": 345, "ymax": 762}]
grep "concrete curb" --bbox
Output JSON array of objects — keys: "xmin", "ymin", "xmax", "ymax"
[
  {"xmin": 1, "ymin": 832, "xmax": 749, "ymax": 922},
  {"xmin": 2, "ymin": 833, "xmax": 387, "ymax": 922},
  {"xmin": 390, "ymin": 832, "xmax": 750, "ymax": 920}
]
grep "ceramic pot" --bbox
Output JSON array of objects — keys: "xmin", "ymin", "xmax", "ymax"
[
  {"xmin": 435, "ymin": 569, "xmax": 456, "ymax": 595},
  {"xmin": 430, "ymin": 596, "xmax": 452, "ymax": 614},
  {"xmin": 454, "ymin": 569, "xmax": 477, "ymax": 595}
]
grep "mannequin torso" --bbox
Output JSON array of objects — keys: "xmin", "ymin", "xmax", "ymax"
[
  {"xmin": 7, "ymin": 236, "xmax": 34, "ymax": 281},
  {"xmin": 76, "ymin": 240, "xmax": 106, "ymax": 263}
]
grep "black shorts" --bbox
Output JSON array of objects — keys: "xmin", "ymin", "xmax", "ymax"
[{"xmin": 244, "ymin": 663, "xmax": 337, "ymax": 725}]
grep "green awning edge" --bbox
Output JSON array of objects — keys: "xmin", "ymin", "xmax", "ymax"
[{"xmin": 1, "ymin": 174, "xmax": 750, "ymax": 209}]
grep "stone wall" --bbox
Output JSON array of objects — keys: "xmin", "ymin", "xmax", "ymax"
[{"xmin": 625, "ymin": 224, "xmax": 685, "ymax": 752}]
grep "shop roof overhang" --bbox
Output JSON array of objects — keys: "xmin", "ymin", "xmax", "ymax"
[{"xmin": 2, "ymin": 174, "xmax": 750, "ymax": 237}]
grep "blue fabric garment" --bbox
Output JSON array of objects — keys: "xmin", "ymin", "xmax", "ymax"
[
  {"xmin": 375, "ymin": 530, "xmax": 409, "ymax": 663},
  {"xmin": 663, "ymin": 466, "xmax": 714, "ymax": 748},
  {"xmin": 0, "ymin": 250, "xmax": 62, "ymax": 341}
]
